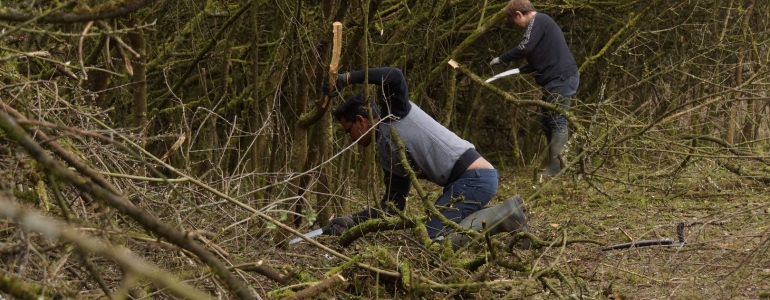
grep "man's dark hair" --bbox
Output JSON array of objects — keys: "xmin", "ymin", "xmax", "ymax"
[{"xmin": 332, "ymin": 93, "xmax": 380, "ymax": 122}]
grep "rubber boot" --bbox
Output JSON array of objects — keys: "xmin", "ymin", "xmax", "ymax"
[
  {"xmin": 448, "ymin": 195, "xmax": 530, "ymax": 250},
  {"xmin": 542, "ymin": 132, "xmax": 568, "ymax": 176}
]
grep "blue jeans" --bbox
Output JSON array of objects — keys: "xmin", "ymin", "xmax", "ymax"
[
  {"xmin": 540, "ymin": 73, "xmax": 579, "ymax": 135},
  {"xmin": 425, "ymin": 169, "xmax": 499, "ymax": 239}
]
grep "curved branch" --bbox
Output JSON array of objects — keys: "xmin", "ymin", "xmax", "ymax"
[
  {"xmin": 0, "ymin": 0, "xmax": 157, "ymax": 23},
  {"xmin": 339, "ymin": 217, "xmax": 417, "ymax": 247},
  {"xmin": 718, "ymin": 159, "xmax": 770, "ymax": 184}
]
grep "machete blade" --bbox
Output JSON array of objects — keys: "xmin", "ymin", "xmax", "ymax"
[
  {"xmin": 289, "ymin": 228, "xmax": 324, "ymax": 245},
  {"xmin": 485, "ymin": 68, "xmax": 520, "ymax": 83}
]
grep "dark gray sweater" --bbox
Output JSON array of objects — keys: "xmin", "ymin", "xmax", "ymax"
[{"xmin": 499, "ymin": 13, "xmax": 578, "ymax": 86}]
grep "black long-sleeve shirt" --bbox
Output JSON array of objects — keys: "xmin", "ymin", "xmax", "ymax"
[
  {"xmin": 343, "ymin": 68, "xmax": 411, "ymax": 118},
  {"xmin": 498, "ymin": 13, "xmax": 578, "ymax": 86}
]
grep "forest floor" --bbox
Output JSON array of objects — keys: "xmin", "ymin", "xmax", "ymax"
[{"xmin": 267, "ymin": 166, "xmax": 770, "ymax": 300}]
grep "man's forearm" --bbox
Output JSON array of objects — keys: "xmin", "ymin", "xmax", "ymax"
[{"xmin": 345, "ymin": 67, "xmax": 404, "ymax": 85}]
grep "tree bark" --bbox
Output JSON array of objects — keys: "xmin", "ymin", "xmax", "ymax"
[{"xmin": 127, "ymin": 19, "xmax": 147, "ymax": 132}]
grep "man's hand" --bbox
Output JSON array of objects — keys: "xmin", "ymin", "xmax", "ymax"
[
  {"xmin": 519, "ymin": 64, "xmax": 534, "ymax": 74},
  {"xmin": 321, "ymin": 215, "xmax": 356, "ymax": 236},
  {"xmin": 489, "ymin": 57, "xmax": 501, "ymax": 66},
  {"xmin": 321, "ymin": 73, "xmax": 348, "ymax": 98}
]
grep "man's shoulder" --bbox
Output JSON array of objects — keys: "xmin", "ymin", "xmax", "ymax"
[
  {"xmin": 535, "ymin": 13, "xmax": 556, "ymax": 24},
  {"xmin": 533, "ymin": 13, "xmax": 563, "ymax": 35}
]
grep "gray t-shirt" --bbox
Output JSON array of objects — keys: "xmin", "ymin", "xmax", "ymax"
[{"xmin": 377, "ymin": 102, "xmax": 475, "ymax": 186}]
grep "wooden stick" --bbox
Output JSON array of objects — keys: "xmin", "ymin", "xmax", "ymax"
[{"xmin": 322, "ymin": 21, "xmax": 343, "ymax": 109}]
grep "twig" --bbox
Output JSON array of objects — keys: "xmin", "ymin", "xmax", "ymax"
[
  {"xmin": 413, "ymin": 10, "xmax": 506, "ymax": 100},
  {"xmin": 531, "ymin": 229, "xmax": 568, "ymax": 279},
  {"xmin": 483, "ymin": 220, "xmax": 496, "ymax": 260},
  {"xmin": 7, "ymin": 101, "xmax": 210, "ymax": 220},
  {"xmin": 600, "ymin": 263, "xmax": 662, "ymax": 283},
  {"xmin": 78, "ymin": 21, "xmax": 94, "ymax": 80},
  {"xmin": 98, "ymin": 172, "xmax": 190, "ymax": 182},
  {"xmin": 538, "ymin": 276, "xmax": 563, "ymax": 298},
  {"xmin": 197, "ymin": 235, "xmax": 230, "ymax": 259},
  {"xmin": 618, "ymin": 227, "xmax": 634, "ymax": 242},
  {"xmin": 0, "ymin": 50, "xmax": 51, "ymax": 63},
  {"xmin": 237, "ymin": 261, "xmax": 291, "ymax": 285}
]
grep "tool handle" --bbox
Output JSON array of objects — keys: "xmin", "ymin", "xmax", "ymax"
[{"xmin": 677, "ymin": 222, "xmax": 685, "ymax": 243}]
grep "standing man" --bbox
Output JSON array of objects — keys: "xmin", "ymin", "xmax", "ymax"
[
  {"xmin": 490, "ymin": 0, "xmax": 580, "ymax": 177},
  {"xmin": 320, "ymin": 67, "xmax": 529, "ymax": 247}
]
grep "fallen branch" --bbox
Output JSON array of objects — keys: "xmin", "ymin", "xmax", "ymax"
[
  {"xmin": 0, "ymin": 271, "xmax": 74, "ymax": 300},
  {"xmin": 339, "ymin": 216, "xmax": 417, "ymax": 247},
  {"xmin": 238, "ymin": 261, "xmax": 291, "ymax": 285},
  {"xmin": 718, "ymin": 159, "xmax": 770, "ymax": 184},
  {"xmin": 282, "ymin": 274, "xmax": 346, "ymax": 300}
]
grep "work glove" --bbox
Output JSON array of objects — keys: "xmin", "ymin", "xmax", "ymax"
[
  {"xmin": 489, "ymin": 57, "xmax": 501, "ymax": 66},
  {"xmin": 519, "ymin": 64, "xmax": 534, "ymax": 74},
  {"xmin": 321, "ymin": 73, "xmax": 348, "ymax": 98},
  {"xmin": 321, "ymin": 215, "xmax": 356, "ymax": 236}
]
